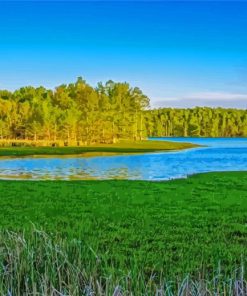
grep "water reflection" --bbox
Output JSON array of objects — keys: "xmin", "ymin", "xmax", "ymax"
[{"xmin": 0, "ymin": 138, "xmax": 246, "ymax": 180}]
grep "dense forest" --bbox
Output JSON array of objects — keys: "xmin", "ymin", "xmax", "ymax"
[
  {"xmin": 146, "ymin": 107, "xmax": 247, "ymax": 137},
  {"xmin": 0, "ymin": 77, "xmax": 246, "ymax": 146}
]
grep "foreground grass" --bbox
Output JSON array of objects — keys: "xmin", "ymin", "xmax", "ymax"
[
  {"xmin": 0, "ymin": 140, "xmax": 197, "ymax": 157},
  {"xmin": 0, "ymin": 172, "xmax": 246, "ymax": 294},
  {"xmin": 0, "ymin": 229, "xmax": 246, "ymax": 296}
]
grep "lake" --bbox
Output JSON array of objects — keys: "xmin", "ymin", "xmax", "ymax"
[{"xmin": 0, "ymin": 138, "xmax": 246, "ymax": 180}]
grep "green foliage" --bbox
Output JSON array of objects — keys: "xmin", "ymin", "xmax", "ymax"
[
  {"xmin": 145, "ymin": 107, "xmax": 247, "ymax": 137},
  {"xmin": 0, "ymin": 78, "xmax": 150, "ymax": 144},
  {"xmin": 0, "ymin": 171, "xmax": 246, "ymax": 294},
  {"xmin": 0, "ymin": 78, "xmax": 246, "ymax": 146}
]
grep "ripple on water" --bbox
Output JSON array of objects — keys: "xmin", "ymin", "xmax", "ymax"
[{"xmin": 0, "ymin": 138, "xmax": 246, "ymax": 180}]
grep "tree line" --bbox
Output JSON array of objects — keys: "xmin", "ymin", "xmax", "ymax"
[
  {"xmin": 0, "ymin": 77, "xmax": 246, "ymax": 146},
  {"xmin": 145, "ymin": 107, "xmax": 247, "ymax": 138}
]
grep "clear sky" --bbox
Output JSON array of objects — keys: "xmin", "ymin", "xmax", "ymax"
[{"xmin": 0, "ymin": 1, "xmax": 247, "ymax": 109}]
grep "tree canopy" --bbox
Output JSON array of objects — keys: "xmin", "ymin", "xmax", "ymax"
[
  {"xmin": 145, "ymin": 107, "xmax": 247, "ymax": 138},
  {"xmin": 0, "ymin": 78, "xmax": 246, "ymax": 146}
]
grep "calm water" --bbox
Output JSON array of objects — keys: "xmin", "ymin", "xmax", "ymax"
[{"xmin": 0, "ymin": 138, "xmax": 246, "ymax": 180}]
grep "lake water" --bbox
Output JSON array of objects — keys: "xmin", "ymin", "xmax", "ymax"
[{"xmin": 0, "ymin": 138, "xmax": 246, "ymax": 180}]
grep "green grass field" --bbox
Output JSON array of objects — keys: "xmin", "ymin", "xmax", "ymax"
[
  {"xmin": 0, "ymin": 140, "xmax": 197, "ymax": 157},
  {"xmin": 0, "ymin": 172, "xmax": 246, "ymax": 294}
]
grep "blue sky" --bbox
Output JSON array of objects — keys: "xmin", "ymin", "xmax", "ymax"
[{"xmin": 0, "ymin": 1, "xmax": 247, "ymax": 108}]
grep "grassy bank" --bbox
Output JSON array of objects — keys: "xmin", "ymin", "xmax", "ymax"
[
  {"xmin": 0, "ymin": 172, "xmax": 246, "ymax": 294},
  {"xmin": 0, "ymin": 140, "xmax": 197, "ymax": 157}
]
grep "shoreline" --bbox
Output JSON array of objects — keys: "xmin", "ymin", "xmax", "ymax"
[
  {"xmin": 0, "ymin": 170, "xmax": 245, "ymax": 181},
  {"xmin": 0, "ymin": 140, "xmax": 199, "ymax": 158}
]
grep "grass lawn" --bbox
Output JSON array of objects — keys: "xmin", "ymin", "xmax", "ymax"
[
  {"xmin": 0, "ymin": 172, "xmax": 246, "ymax": 294},
  {"xmin": 0, "ymin": 140, "xmax": 198, "ymax": 157}
]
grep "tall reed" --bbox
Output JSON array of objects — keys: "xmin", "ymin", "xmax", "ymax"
[{"xmin": 0, "ymin": 229, "xmax": 246, "ymax": 295}]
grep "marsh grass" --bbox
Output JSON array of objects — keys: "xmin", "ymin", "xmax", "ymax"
[
  {"xmin": 0, "ymin": 140, "xmax": 197, "ymax": 157},
  {"xmin": 0, "ymin": 172, "xmax": 246, "ymax": 295},
  {"xmin": 0, "ymin": 228, "xmax": 246, "ymax": 296}
]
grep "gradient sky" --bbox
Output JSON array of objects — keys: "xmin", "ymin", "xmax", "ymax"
[{"xmin": 0, "ymin": 1, "xmax": 247, "ymax": 108}]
